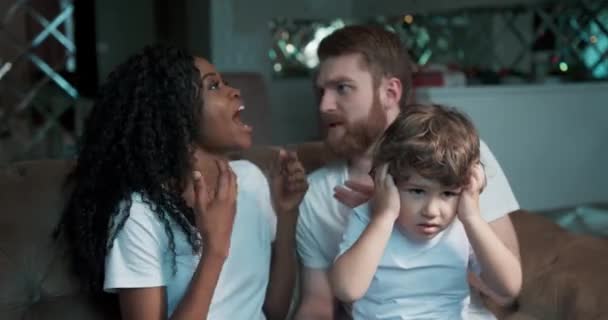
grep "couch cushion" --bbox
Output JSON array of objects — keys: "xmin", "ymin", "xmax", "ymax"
[
  {"xmin": 488, "ymin": 210, "xmax": 608, "ymax": 320},
  {"xmin": 511, "ymin": 211, "xmax": 570, "ymax": 281},
  {"xmin": 0, "ymin": 160, "xmax": 119, "ymax": 319}
]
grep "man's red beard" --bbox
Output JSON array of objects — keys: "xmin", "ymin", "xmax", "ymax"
[{"xmin": 324, "ymin": 94, "xmax": 387, "ymax": 159}]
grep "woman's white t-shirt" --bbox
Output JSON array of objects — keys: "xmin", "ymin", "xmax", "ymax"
[{"xmin": 104, "ymin": 160, "xmax": 277, "ymax": 319}]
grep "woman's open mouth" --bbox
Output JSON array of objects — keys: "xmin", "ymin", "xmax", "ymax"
[{"xmin": 233, "ymin": 105, "xmax": 252, "ymax": 131}]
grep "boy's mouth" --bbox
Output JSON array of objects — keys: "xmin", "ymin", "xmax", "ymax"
[
  {"xmin": 417, "ymin": 223, "xmax": 440, "ymax": 235},
  {"xmin": 418, "ymin": 223, "xmax": 439, "ymax": 227}
]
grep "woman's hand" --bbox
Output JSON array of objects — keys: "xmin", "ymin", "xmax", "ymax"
[{"xmin": 193, "ymin": 160, "xmax": 237, "ymax": 259}]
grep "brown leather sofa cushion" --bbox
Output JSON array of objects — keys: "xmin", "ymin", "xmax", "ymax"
[
  {"xmin": 0, "ymin": 160, "xmax": 119, "ymax": 319},
  {"xmin": 489, "ymin": 211, "xmax": 608, "ymax": 320}
]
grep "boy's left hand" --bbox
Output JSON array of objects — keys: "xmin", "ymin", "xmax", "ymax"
[
  {"xmin": 270, "ymin": 149, "xmax": 309, "ymax": 217},
  {"xmin": 457, "ymin": 163, "xmax": 485, "ymax": 222}
]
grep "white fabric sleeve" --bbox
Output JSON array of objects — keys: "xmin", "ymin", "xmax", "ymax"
[
  {"xmin": 337, "ymin": 206, "xmax": 370, "ymax": 259},
  {"xmin": 296, "ymin": 194, "xmax": 331, "ymax": 269},
  {"xmin": 104, "ymin": 200, "xmax": 168, "ymax": 292},
  {"xmin": 479, "ymin": 140, "xmax": 520, "ymax": 222},
  {"xmin": 248, "ymin": 162, "xmax": 278, "ymax": 242}
]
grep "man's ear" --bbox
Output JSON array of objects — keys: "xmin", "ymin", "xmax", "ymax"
[{"xmin": 380, "ymin": 76, "xmax": 403, "ymax": 112}]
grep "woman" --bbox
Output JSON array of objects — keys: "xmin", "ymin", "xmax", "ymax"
[{"xmin": 57, "ymin": 45, "xmax": 307, "ymax": 319}]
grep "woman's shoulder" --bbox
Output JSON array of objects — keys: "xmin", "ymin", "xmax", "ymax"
[
  {"xmin": 105, "ymin": 192, "xmax": 178, "ymax": 250},
  {"xmin": 124, "ymin": 192, "xmax": 155, "ymax": 217},
  {"xmin": 229, "ymin": 160, "xmax": 268, "ymax": 183},
  {"xmin": 112, "ymin": 192, "xmax": 169, "ymax": 232}
]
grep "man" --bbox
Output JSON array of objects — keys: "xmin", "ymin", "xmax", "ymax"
[{"xmin": 294, "ymin": 25, "xmax": 521, "ymax": 320}]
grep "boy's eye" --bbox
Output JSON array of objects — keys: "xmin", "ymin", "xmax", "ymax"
[
  {"xmin": 443, "ymin": 191, "xmax": 460, "ymax": 197},
  {"xmin": 408, "ymin": 188, "xmax": 425, "ymax": 195}
]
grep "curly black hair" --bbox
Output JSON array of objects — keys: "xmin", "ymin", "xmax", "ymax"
[{"xmin": 56, "ymin": 44, "xmax": 203, "ymax": 292}]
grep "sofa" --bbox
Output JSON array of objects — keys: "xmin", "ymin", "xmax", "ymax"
[
  {"xmin": 485, "ymin": 208, "xmax": 608, "ymax": 320},
  {"xmin": 1, "ymin": 150, "xmax": 607, "ymax": 319},
  {"xmin": 0, "ymin": 159, "xmax": 119, "ymax": 319}
]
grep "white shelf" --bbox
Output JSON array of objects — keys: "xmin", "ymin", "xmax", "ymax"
[
  {"xmin": 415, "ymin": 82, "xmax": 608, "ymax": 100},
  {"xmin": 414, "ymin": 81, "xmax": 608, "ymax": 211}
]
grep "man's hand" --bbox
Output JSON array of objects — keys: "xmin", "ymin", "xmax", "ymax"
[{"xmin": 333, "ymin": 178, "xmax": 374, "ymax": 208}]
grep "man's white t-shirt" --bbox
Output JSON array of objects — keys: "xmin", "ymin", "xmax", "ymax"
[
  {"xmin": 339, "ymin": 203, "xmax": 479, "ymax": 320},
  {"xmin": 104, "ymin": 160, "xmax": 277, "ymax": 319},
  {"xmin": 297, "ymin": 140, "xmax": 519, "ymax": 319}
]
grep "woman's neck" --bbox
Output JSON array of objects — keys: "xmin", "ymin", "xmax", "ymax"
[
  {"xmin": 193, "ymin": 147, "xmax": 230, "ymax": 180},
  {"xmin": 184, "ymin": 148, "xmax": 231, "ymax": 207}
]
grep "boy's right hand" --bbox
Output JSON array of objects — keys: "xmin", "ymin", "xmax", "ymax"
[
  {"xmin": 193, "ymin": 160, "xmax": 237, "ymax": 259},
  {"xmin": 371, "ymin": 163, "xmax": 400, "ymax": 222}
]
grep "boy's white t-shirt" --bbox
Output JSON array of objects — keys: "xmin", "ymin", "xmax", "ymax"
[
  {"xmin": 297, "ymin": 140, "xmax": 519, "ymax": 318},
  {"xmin": 104, "ymin": 160, "xmax": 277, "ymax": 319},
  {"xmin": 339, "ymin": 203, "xmax": 479, "ymax": 320}
]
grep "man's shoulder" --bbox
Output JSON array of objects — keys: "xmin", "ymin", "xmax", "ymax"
[
  {"xmin": 301, "ymin": 161, "xmax": 347, "ymax": 210},
  {"xmin": 299, "ymin": 162, "xmax": 348, "ymax": 224},
  {"xmin": 479, "ymin": 139, "xmax": 492, "ymax": 161},
  {"xmin": 306, "ymin": 161, "xmax": 347, "ymax": 186}
]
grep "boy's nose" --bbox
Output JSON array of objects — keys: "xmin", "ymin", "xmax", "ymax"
[{"xmin": 421, "ymin": 201, "xmax": 440, "ymax": 219}]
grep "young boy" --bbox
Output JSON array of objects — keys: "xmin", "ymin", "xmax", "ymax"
[{"xmin": 330, "ymin": 104, "xmax": 522, "ymax": 319}]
